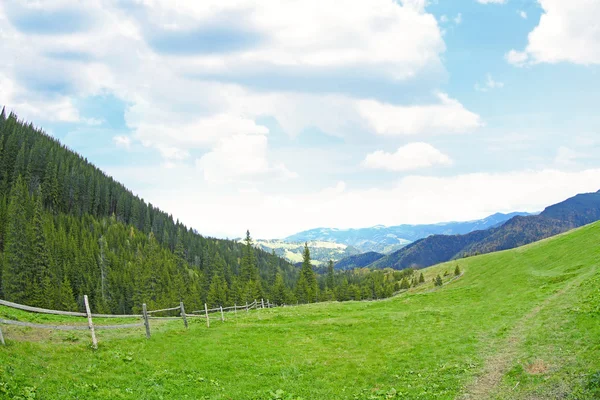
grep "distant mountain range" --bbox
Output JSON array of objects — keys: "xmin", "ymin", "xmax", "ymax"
[
  {"xmin": 248, "ymin": 240, "xmax": 360, "ymax": 266},
  {"xmin": 368, "ymin": 190, "xmax": 600, "ymax": 270},
  {"xmin": 284, "ymin": 212, "xmax": 531, "ymax": 253}
]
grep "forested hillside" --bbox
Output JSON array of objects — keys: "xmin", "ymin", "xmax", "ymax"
[
  {"xmin": 371, "ymin": 190, "xmax": 600, "ymax": 270},
  {"xmin": 334, "ymin": 251, "xmax": 384, "ymax": 270},
  {"xmin": 0, "ymin": 110, "xmax": 406, "ymax": 313}
]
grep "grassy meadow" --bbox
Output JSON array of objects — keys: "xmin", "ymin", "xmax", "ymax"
[{"xmin": 1, "ymin": 222, "xmax": 600, "ymax": 399}]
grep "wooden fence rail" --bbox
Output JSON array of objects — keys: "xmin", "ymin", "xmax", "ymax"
[{"xmin": 0, "ymin": 297, "xmax": 278, "ymax": 348}]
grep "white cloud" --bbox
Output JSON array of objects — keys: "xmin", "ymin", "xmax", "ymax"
[
  {"xmin": 440, "ymin": 15, "xmax": 449, "ymax": 23},
  {"xmin": 454, "ymin": 13, "xmax": 463, "ymax": 25},
  {"xmin": 362, "ymin": 142, "xmax": 452, "ymax": 171},
  {"xmin": 0, "ymin": 0, "xmax": 449, "ymax": 160},
  {"xmin": 132, "ymin": 0, "xmax": 445, "ymax": 80},
  {"xmin": 113, "ymin": 135, "xmax": 131, "ymax": 148},
  {"xmin": 357, "ymin": 92, "xmax": 483, "ymax": 136},
  {"xmin": 507, "ymin": 0, "xmax": 600, "ymax": 66},
  {"xmin": 518, "ymin": 10, "xmax": 527, "ymax": 19},
  {"xmin": 475, "ymin": 74, "xmax": 504, "ymax": 92},
  {"xmin": 505, "ymin": 50, "xmax": 529, "ymax": 66},
  {"xmin": 476, "ymin": 0, "xmax": 507, "ymax": 4},
  {"xmin": 195, "ymin": 134, "xmax": 297, "ymax": 183},
  {"xmin": 119, "ymin": 165, "xmax": 600, "ymax": 238}
]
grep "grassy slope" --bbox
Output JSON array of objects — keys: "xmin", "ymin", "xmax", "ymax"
[{"xmin": 1, "ymin": 223, "xmax": 599, "ymax": 399}]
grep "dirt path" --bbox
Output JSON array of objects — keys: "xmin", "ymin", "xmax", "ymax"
[{"xmin": 460, "ymin": 271, "xmax": 593, "ymax": 399}]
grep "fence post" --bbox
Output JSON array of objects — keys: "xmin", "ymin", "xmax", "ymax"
[
  {"xmin": 0, "ymin": 325, "xmax": 5, "ymax": 345},
  {"xmin": 83, "ymin": 295, "xmax": 98, "ymax": 349},
  {"xmin": 180, "ymin": 301, "xmax": 188, "ymax": 329},
  {"xmin": 234, "ymin": 303, "xmax": 237, "ymax": 315},
  {"xmin": 261, "ymin": 298, "xmax": 265, "ymax": 309},
  {"xmin": 142, "ymin": 303, "xmax": 151, "ymax": 339},
  {"xmin": 267, "ymin": 299, "xmax": 270, "ymax": 308},
  {"xmin": 220, "ymin": 306, "xmax": 224, "ymax": 322},
  {"xmin": 204, "ymin": 303, "xmax": 210, "ymax": 328},
  {"xmin": 245, "ymin": 301, "xmax": 249, "ymax": 312}
]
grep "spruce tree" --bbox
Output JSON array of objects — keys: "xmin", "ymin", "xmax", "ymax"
[
  {"xmin": 300, "ymin": 243, "xmax": 317, "ymax": 302},
  {"xmin": 419, "ymin": 272, "xmax": 425, "ymax": 284},
  {"xmin": 30, "ymin": 190, "xmax": 51, "ymax": 306},
  {"xmin": 454, "ymin": 265, "xmax": 461, "ymax": 276},
  {"xmin": 326, "ymin": 260, "xmax": 335, "ymax": 289},
  {"xmin": 3, "ymin": 175, "xmax": 31, "ymax": 302},
  {"xmin": 272, "ymin": 272, "xmax": 286, "ymax": 305},
  {"xmin": 207, "ymin": 273, "xmax": 228, "ymax": 307},
  {"xmin": 400, "ymin": 277, "xmax": 410, "ymax": 290},
  {"xmin": 240, "ymin": 230, "xmax": 257, "ymax": 282}
]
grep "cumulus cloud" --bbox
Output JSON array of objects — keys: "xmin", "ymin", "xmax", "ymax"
[
  {"xmin": 362, "ymin": 142, "xmax": 452, "ymax": 172},
  {"xmin": 507, "ymin": 0, "xmax": 600, "ymax": 66},
  {"xmin": 505, "ymin": 50, "xmax": 529, "ymax": 66},
  {"xmin": 121, "ymin": 166, "xmax": 600, "ymax": 238},
  {"xmin": 518, "ymin": 10, "xmax": 528, "ymax": 19},
  {"xmin": 0, "ymin": 0, "xmax": 456, "ymax": 176},
  {"xmin": 196, "ymin": 134, "xmax": 297, "ymax": 183},
  {"xmin": 121, "ymin": 0, "xmax": 445, "ymax": 80},
  {"xmin": 357, "ymin": 93, "xmax": 483, "ymax": 136}
]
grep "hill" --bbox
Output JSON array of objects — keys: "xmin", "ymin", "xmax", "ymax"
[
  {"xmin": 371, "ymin": 190, "xmax": 600, "ymax": 270},
  {"xmin": 284, "ymin": 212, "xmax": 530, "ymax": 253},
  {"xmin": 334, "ymin": 251, "xmax": 385, "ymax": 270},
  {"xmin": 0, "ymin": 111, "xmax": 408, "ymax": 314},
  {"xmin": 1, "ymin": 221, "xmax": 599, "ymax": 399}
]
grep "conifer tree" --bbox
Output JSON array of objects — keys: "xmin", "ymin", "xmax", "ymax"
[
  {"xmin": 59, "ymin": 276, "xmax": 78, "ymax": 311},
  {"xmin": 326, "ymin": 260, "xmax": 335, "ymax": 289},
  {"xmin": 30, "ymin": 189, "xmax": 52, "ymax": 305},
  {"xmin": 419, "ymin": 272, "xmax": 425, "ymax": 284},
  {"xmin": 454, "ymin": 265, "xmax": 461, "ymax": 276},
  {"xmin": 300, "ymin": 243, "xmax": 317, "ymax": 302},
  {"xmin": 207, "ymin": 273, "xmax": 228, "ymax": 307},
  {"xmin": 400, "ymin": 277, "xmax": 410, "ymax": 290},
  {"xmin": 240, "ymin": 230, "xmax": 257, "ymax": 282},
  {"xmin": 3, "ymin": 175, "xmax": 31, "ymax": 302},
  {"xmin": 272, "ymin": 272, "xmax": 286, "ymax": 305}
]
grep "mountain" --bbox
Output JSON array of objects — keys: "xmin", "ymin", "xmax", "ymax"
[
  {"xmin": 284, "ymin": 212, "xmax": 531, "ymax": 253},
  {"xmin": 247, "ymin": 239, "xmax": 361, "ymax": 266},
  {"xmin": 334, "ymin": 251, "xmax": 385, "ymax": 270},
  {"xmin": 370, "ymin": 190, "xmax": 600, "ymax": 270}
]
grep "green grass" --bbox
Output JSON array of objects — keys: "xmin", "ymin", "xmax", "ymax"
[{"xmin": 1, "ymin": 223, "xmax": 600, "ymax": 399}]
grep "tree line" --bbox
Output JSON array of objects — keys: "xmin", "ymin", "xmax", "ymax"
[{"xmin": 0, "ymin": 109, "xmax": 415, "ymax": 314}]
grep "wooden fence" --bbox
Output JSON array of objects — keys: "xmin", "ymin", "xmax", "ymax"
[{"xmin": 0, "ymin": 297, "xmax": 276, "ymax": 349}]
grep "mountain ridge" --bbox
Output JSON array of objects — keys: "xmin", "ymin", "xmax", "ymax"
[
  {"xmin": 369, "ymin": 190, "xmax": 600, "ymax": 270},
  {"xmin": 284, "ymin": 211, "xmax": 532, "ymax": 253}
]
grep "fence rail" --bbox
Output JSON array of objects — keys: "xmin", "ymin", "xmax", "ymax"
[{"xmin": 0, "ymin": 296, "xmax": 276, "ymax": 348}]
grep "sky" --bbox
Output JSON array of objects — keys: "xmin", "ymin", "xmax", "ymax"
[{"xmin": 0, "ymin": 0, "xmax": 599, "ymax": 239}]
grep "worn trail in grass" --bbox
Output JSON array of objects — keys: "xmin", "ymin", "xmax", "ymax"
[{"xmin": 1, "ymin": 223, "xmax": 600, "ymax": 399}]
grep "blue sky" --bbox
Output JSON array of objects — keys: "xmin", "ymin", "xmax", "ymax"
[{"xmin": 0, "ymin": 0, "xmax": 599, "ymax": 238}]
